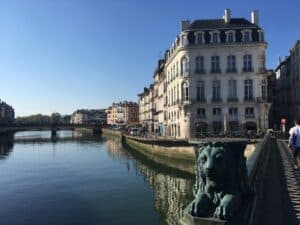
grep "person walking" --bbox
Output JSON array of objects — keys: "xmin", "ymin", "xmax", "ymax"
[{"xmin": 288, "ymin": 119, "xmax": 300, "ymax": 169}]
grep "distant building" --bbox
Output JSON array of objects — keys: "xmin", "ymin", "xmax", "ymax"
[
  {"xmin": 0, "ymin": 100, "xmax": 15, "ymax": 124},
  {"xmin": 275, "ymin": 40, "xmax": 300, "ymax": 129},
  {"xmin": 106, "ymin": 101, "xmax": 139, "ymax": 125},
  {"xmin": 138, "ymin": 9, "xmax": 272, "ymax": 139},
  {"xmin": 70, "ymin": 109, "xmax": 106, "ymax": 125}
]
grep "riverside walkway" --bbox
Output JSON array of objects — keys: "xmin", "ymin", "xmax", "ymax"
[{"xmin": 259, "ymin": 138, "xmax": 300, "ymax": 225}]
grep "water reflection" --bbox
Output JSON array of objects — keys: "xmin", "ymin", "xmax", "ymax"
[
  {"xmin": 0, "ymin": 133, "xmax": 14, "ymax": 160},
  {"xmin": 105, "ymin": 136, "xmax": 194, "ymax": 225},
  {"xmin": 0, "ymin": 131, "xmax": 194, "ymax": 225}
]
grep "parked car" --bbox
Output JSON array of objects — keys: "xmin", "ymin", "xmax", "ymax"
[{"xmin": 130, "ymin": 128, "xmax": 139, "ymax": 136}]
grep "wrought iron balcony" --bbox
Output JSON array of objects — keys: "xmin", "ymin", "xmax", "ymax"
[
  {"xmin": 195, "ymin": 69, "xmax": 206, "ymax": 74},
  {"xmin": 210, "ymin": 68, "xmax": 221, "ymax": 74},
  {"xmin": 197, "ymin": 98, "xmax": 206, "ymax": 103},
  {"xmin": 226, "ymin": 68, "xmax": 237, "ymax": 73},
  {"xmin": 227, "ymin": 97, "xmax": 239, "ymax": 102},
  {"xmin": 211, "ymin": 98, "xmax": 222, "ymax": 103},
  {"xmin": 243, "ymin": 67, "xmax": 254, "ymax": 72},
  {"xmin": 244, "ymin": 97, "xmax": 255, "ymax": 102}
]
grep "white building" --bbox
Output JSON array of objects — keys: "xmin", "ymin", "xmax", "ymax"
[
  {"xmin": 139, "ymin": 9, "xmax": 271, "ymax": 139},
  {"xmin": 70, "ymin": 109, "xmax": 106, "ymax": 125}
]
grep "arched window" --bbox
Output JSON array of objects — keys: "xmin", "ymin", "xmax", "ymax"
[
  {"xmin": 181, "ymin": 57, "xmax": 189, "ymax": 76},
  {"xmin": 182, "ymin": 82, "xmax": 189, "ymax": 101}
]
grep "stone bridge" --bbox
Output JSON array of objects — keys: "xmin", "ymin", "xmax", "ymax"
[{"xmin": 0, "ymin": 124, "xmax": 102, "ymax": 137}]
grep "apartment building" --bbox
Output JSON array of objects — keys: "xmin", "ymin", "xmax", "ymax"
[
  {"xmin": 139, "ymin": 9, "xmax": 272, "ymax": 139},
  {"xmin": 106, "ymin": 101, "xmax": 139, "ymax": 126}
]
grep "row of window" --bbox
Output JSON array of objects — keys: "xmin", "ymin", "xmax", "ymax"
[
  {"xmin": 166, "ymin": 29, "xmax": 265, "ymax": 61},
  {"xmin": 167, "ymin": 54, "xmax": 255, "ymax": 83},
  {"xmin": 197, "ymin": 107, "xmax": 255, "ymax": 118},
  {"xmin": 191, "ymin": 30, "xmax": 253, "ymax": 45},
  {"xmin": 166, "ymin": 79, "xmax": 255, "ymax": 105}
]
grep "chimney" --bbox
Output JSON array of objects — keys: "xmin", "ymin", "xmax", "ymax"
[
  {"xmin": 181, "ymin": 20, "xmax": 190, "ymax": 31},
  {"xmin": 251, "ymin": 10, "xmax": 259, "ymax": 25},
  {"xmin": 223, "ymin": 8, "xmax": 231, "ymax": 24}
]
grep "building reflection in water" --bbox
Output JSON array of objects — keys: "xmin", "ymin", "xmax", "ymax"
[
  {"xmin": 0, "ymin": 133, "xmax": 14, "ymax": 160},
  {"xmin": 105, "ymin": 137, "xmax": 195, "ymax": 225}
]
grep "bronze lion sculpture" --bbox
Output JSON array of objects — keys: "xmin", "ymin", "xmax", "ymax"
[{"xmin": 189, "ymin": 141, "xmax": 251, "ymax": 220}]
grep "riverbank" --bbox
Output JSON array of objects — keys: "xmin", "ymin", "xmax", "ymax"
[
  {"xmin": 102, "ymin": 128, "xmax": 122, "ymax": 138},
  {"xmin": 123, "ymin": 136, "xmax": 195, "ymax": 174}
]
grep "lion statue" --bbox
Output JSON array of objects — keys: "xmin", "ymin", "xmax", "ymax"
[{"xmin": 189, "ymin": 141, "xmax": 251, "ymax": 220}]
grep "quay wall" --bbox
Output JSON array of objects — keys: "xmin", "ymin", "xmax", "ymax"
[{"xmin": 102, "ymin": 128, "xmax": 122, "ymax": 138}]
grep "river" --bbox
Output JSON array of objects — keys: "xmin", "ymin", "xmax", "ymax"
[{"xmin": 0, "ymin": 131, "xmax": 194, "ymax": 225}]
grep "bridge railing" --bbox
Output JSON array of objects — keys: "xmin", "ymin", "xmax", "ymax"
[{"xmin": 242, "ymin": 131, "xmax": 274, "ymax": 225}]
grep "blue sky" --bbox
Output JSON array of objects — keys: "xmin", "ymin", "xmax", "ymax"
[{"xmin": 0, "ymin": 0, "xmax": 299, "ymax": 116}]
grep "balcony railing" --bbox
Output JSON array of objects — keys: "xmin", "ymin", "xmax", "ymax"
[
  {"xmin": 212, "ymin": 115, "xmax": 222, "ymax": 121},
  {"xmin": 182, "ymin": 71, "xmax": 189, "ymax": 77},
  {"xmin": 196, "ymin": 115, "xmax": 206, "ymax": 119},
  {"xmin": 243, "ymin": 67, "xmax": 254, "ymax": 72},
  {"xmin": 195, "ymin": 69, "xmax": 206, "ymax": 74},
  {"xmin": 244, "ymin": 97, "xmax": 255, "ymax": 102},
  {"xmin": 227, "ymin": 97, "xmax": 239, "ymax": 102},
  {"xmin": 226, "ymin": 68, "xmax": 237, "ymax": 73},
  {"xmin": 256, "ymin": 97, "xmax": 272, "ymax": 103},
  {"xmin": 211, "ymin": 98, "xmax": 222, "ymax": 103},
  {"xmin": 245, "ymin": 114, "xmax": 255, "ymax": 118},
  {"xmin": 196, "ymin": 98, "xmax": 206, "ymax": 102},
  {"xmin": 210, "ymin": 68, "xmax": 221, "ymax": 74},
  {"xmin": 229, "ymin": 115, "xmax": 238, "ymax": 121}
]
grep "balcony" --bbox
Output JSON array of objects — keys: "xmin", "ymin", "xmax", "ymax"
[
  {"xmin": 196, "ymin": 115, "xmax": 206, "ymax": 119},
  {"xmin": 212, "ymin": 115, "xmax": 222, "ymax": 121},
  {"xmin": 226, "ymin": 68, "xmax": 237, "ymax": 73},
  {"xmin": 179, "ymin": 99, "xmax": 192, "ymax": 106},
  {"xmin": 245, "ymin": 114, "xmax": 255, "ymax": 119},
  {"xmin": 256, "ymin": 97, "xmax": 272, "ymax": 103},
  {"xmin": 197, "ymin": 98, "xmax": 206, "ymax": 103},
  {"xmin": 211, "ymin": 98, "xmax": 222, "ymax": 103},
  {"xmin": 182, "ymin": 71, "xmax": 189, "ymax": 77},
  {"xmin": 210, "ymin": 68, "xmax": 221, "ymax": 74},
  {"xmin": 227, "ymin": 97, "xmax": 238, "ymax": 102},
  {"xmin": 244, "ymin": 97, "xmax": 255, "ymax": 102},
  {"xmin": 195, "ymin": 69, "xmax": 206, "ymax": 74},
  {"xmin": 243, "ymin": 68, "xmax": 254, "ymax": 73},
  {"xmin": 229, "ymin": 115, "xmax": 238, "ymax": 121}
]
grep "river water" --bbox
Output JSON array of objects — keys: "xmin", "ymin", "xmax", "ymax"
[{"xmin": 0, "ymin": 131, "xmax": 194, "ymax": 225}]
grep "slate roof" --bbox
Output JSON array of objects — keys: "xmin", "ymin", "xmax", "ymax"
[{"xmin": 187, "ymin": 18, "xmax": 260, "ymax": 30}]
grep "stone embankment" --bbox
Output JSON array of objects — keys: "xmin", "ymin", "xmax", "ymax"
[
  {"xmin": 102, "ymin": 128, "xmax": 259, "ymax": 175},
  {"xmin": 122, "ymin": 134, "xmax": 195, "ymax": 174}
]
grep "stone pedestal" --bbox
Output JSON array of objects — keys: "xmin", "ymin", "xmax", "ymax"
[{"xmin": 180, "ymin": 211, "xmax": 226, "ymax": 225}]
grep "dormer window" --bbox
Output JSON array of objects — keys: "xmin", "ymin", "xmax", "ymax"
[
  {"xmin": 258, "ymin": 30, "xmax": 264, "ymax": 42},
  {"xmin": 226, "ymin": 31, "xmax": 235, "ymax": 43},
  {"xmin": 182, "ymin": 34, "xmax": 188, "ymax": 46},
  {"xmin": 242, "ymin": 30, "xmax": 252, "ymax": 42},
  {"xmin": 195, "ymin": 32, "xmax": 204, "ymax": 45},
  {"xmin": 212, "ymin": 33, "xmax": 218, "ymax": 43},
  {"xmin": 210, "ymin": 31, "xmax": 220, "ymax": 44}
]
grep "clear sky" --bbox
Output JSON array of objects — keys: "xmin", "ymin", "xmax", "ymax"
[{"xmin": 0, "ymin": 0, "xmax": 299, "ymax": 116}]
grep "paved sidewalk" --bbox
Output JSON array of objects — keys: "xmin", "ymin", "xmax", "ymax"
[{"xmin": 259, "ymin": 140, "xmax": 299, "ymax": 225}]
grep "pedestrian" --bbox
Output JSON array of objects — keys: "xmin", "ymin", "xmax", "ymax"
[{"xmin": 288, "ymin": 118, "xmax": 300, "ymax": 169}]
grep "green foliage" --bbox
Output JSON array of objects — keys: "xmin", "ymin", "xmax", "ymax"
[{"xmin": 15, "ymin": 113, "xmax": 70, "ymax": 125}]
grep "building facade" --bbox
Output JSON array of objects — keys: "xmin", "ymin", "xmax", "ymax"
[
  {"xmin": 275, "ymin": 40, "xmax": 300, "ymax": 130},
  {"xmin": 138, "ymin": 9, "xmax": 272, "ymax": 139},
  {"xmin": 70, "ymin": 109, "xmax": 106, "ymax": 125},
  {"xmin": 0, "ymin": 100, "xmax": 15, "ymax": 124},
  {"xmin": 106, "ymin": 101, "xmax": 139, "ymax": 126}
]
